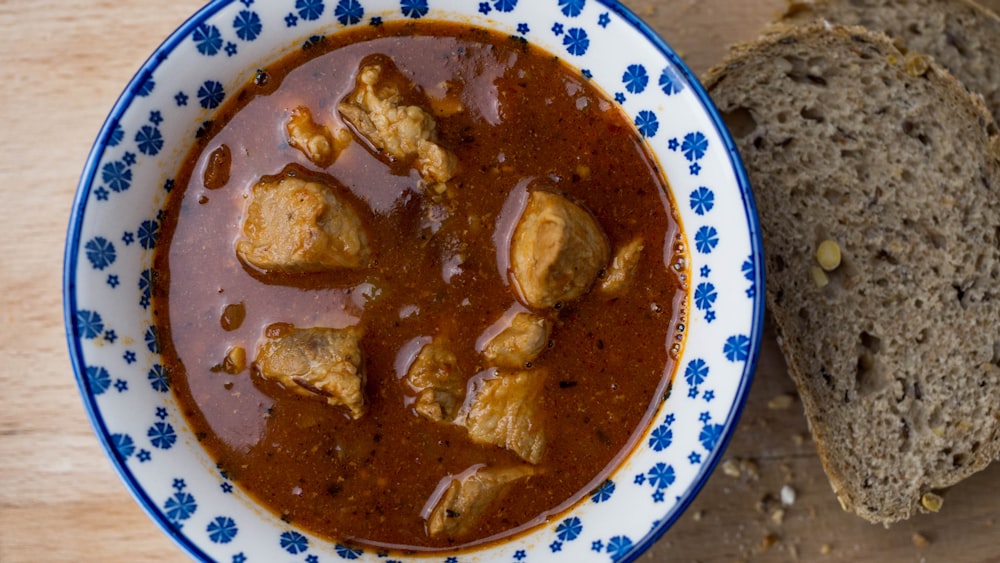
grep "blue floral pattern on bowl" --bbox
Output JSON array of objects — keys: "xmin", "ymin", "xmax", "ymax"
[{"xmin": 64, "ymin": 1, "xmax": 763, "ymax": 561}]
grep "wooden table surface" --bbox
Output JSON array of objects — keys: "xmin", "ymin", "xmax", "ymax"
[{"xmin": 2, "ymin": 0, "xmax": 998, "ymax": 561}]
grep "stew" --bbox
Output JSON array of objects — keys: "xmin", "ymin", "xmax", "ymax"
[{"xmin": 155, "ymin": 21, "xmax": 687, "ymax": 551}]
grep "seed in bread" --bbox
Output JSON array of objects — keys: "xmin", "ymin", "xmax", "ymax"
[{"xmin": 704, "ymin": 23, "xmax": 1000, "ymax": 525}]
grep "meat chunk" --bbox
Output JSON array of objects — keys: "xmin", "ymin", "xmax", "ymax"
[
  {"xmin": 255, "ymin": 326, "xmax": 367, "ymax": 418},
  {"xmin": 600, "ymin": 237, "xmax": 645, "ymax": 296},
  {"xmin": 510, "ymin": 191, "xmax": 610, "ymax": 308},
  {"xmin": 405, "ymin": 340, "xmax": 464, "ymax": 421},
  {"xmin": 425, "ymin": 465, "xmax": 536, "ymax": 539},
  {"xmin": 286, "ymin": 106, "xmax": 351, "ymax": 168},
  {"xmin": 458, "ymin": 370, "xmax": 546, "ymax": 464},
  {"xmin": 338, "ymin": 62, "xmax": 457, "ymax": 188},
  {"xmin": 236, "ymin": 172, "xmax": 370, "ymax": 274},
  {"xmin": 482, "ymin": 313, "xmax": 552, "ymax": 368}
]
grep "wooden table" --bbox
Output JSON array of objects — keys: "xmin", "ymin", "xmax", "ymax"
[{"xmin": 2, "ymin": 0, "xmax": 998, "ymax": 561}]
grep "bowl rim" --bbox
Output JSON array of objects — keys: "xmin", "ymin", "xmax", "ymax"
[
  {"xmin": 63, "ymin": 3, "xmax": 243, "ymax": 560},
  {"xmin": 598, "ymin": 6, "xmax": 763, "ymax": 559},
  {"xmin": 63, "ymin": 1, "xmax": 764, "ymax": 560}
]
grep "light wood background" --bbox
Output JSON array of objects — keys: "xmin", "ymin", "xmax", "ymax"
[{"xmin": 2, "ymin": 0, "xmax": 998, "ymax": 561}]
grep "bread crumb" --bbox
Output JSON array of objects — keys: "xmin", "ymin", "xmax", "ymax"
[
  {"xmin": 720, "ymin": 457, "xmax": 759, "ymax": 480},
  {"xmin": 789, "ymin": 543, "xmax": 799, "ymax": 560},
  {"xmin": 816, "ymin": 239, "xmax": 842, "ymax": 271},
  {"xmin": 768, "ymin": 393, "xmax": 796, "ymax": 410},
  {"xmin": 781, "ymin": 485, "xmax": 797, "ymax": 506},
  {"xmin": 771, "ymin": 508, "xmax": 786, "ymax": 525},
  {"xmin": 811, "ymin": 265, "xmax": 829, "ymax": 288},
  {"xmin": 820, "ymin": 543, "xmax": 832, "ymax": 555},
  {"xmin": 739, "ymin": 458, "xmax": 760, "ymax": 480},
  {"xmin": 692, "ymin": 509, "xmax": 704, "ymax": 522},
  {"xmin": 792, "ymin": 433, "xmax": 807, "ymax": 446},
  {"xmin": 904, "ymin": 53, "xmax": 931, "ymax": 77},
  {"xmin": 759, "ymin": 533, "xmax": 779, "ymax": 552},
  {"xmin": 921, "ymin": 491, "xmax": 943, "ymax": 512},
  {"xmin": 912, "ymin": 532, "xmax": 931, "ymax": 548},
  {"xmin": 721, "ymin": 458, "xmax": 741, "ymax": 477}
]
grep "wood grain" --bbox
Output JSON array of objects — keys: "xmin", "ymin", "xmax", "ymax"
[{"xmin": 1, "ymin": 0, "xmax": 997, "ymax": 561}]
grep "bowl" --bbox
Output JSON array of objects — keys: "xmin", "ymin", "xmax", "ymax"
[{"xmin": 64, "ymin": 1, "xmax": 763, "ymax": 560}]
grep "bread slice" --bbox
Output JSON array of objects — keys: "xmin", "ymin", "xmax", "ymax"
[
  {"xmin": 704, "ymin": 23, "xmax": 1000, "ymax": 524},
  {"xmin": 784, "ymin": 0, "xmax": 1000, "ymax": 122}
]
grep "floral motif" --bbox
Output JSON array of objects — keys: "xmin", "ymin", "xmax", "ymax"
[
  {"xmin": 606, "ymin": 536, "xmax": 634, "ymax": 561},
  {"xmin": 699, "ymin": 423, "xmax": 725, "ymax": 451},
  {"xmin": 85, "ymin": 237, "xmax": 116, "ymax": 270},
  {"xmin": 562, "ymin": 27, "xmax": 589, "ymax": 56},
  {"xmin": 102, "ymin": 160, "xmax": 132, "ymax": 193},
  {"xmin": 192, "ymin": 24, "xmax": 223, "ymax": 56},
  {"xmin": 207, "ymin": 517, "xmax": 239, "ymax": 544},
  {"xmin": 336, "ymin": 544, "xmax": 364, "ymax": 559},
  {"xmin": 87, "ymin": 365, "xmax": 112, "ymax": 395},
  {"xmin": 280, "ymin": 530, "xmax": 309, "ymax": 554},
  {"xmin": 335, "ymin": 0, "xmax": 363, "ymax": 25},
  {"xmin": 684, "ymin": 358, "xmax": 709, "ymax": 386},
  {"xmin": 622, "ymin": 64, "xmax": 648, "ymax": 94},
  {"xmin": 76, "ymin": 310, "xmax": 104, "ymax": 340},
  {"xmin": 111, "ymin": 433, "xmax": 134, "ymax": 459},
  {"xmin": 646, "ymin": 462, "xmax": 676, "ymax": 489},
  {"xmin": 234, "ymin": 10, "xmax": 262, "ymax": 41},
  {"xmin": 148, "ymin": 363, "xmax": 169, "ymax": 392},
  {"xmin": 689, "ymin": 186, "xmax": 715, "ymax": 215},
  {"xmin": 648, "ymin": 424, "xmax": 672, "ymax": 452},
  {"xmin": 197, "ymin": 80, "xmax": 225, "ymax": 109},
  {"xmin": 164, "ymin": 491, "xmax": 197, "ymax": 522},
  {"xmin": 555, "ymin": 517, "xmax": 583, "ymax": 541},
  {"xmin": 724, "ymin": 334, "xmax": 751, "ymax": 362},
  {"xmin": 694, "ymin": 226, "xmax": 719, "ymax": 254},
  {"xmin": 659, "ymin": 65, "xmax": 685, "ymax": 95},
  {"xmin": 148, "ymin": 422, "xmax": 177, "ymax": 450},
  {"xmin": 135, "ymin": 125, "xmax": 163, "ymax": 156},
  {"xmin": 590, "ymin": 479, "xmax": 616, "ymax": 503},
  {"xmin": 681, "ymin": 132, "xmax": 709, "ymax": 162},
  {"xmin": 400, "ymin": 0, "xmax": 428, "ymax": 19},
  {"xmin": 694, "ymin": 282, "xmax": 717, "ymax": 311},
  {"xmin": 559, "ymin": 0, "xmax": 585, "ymax": 17},
  {"xmin": 634, "ymin": 110, "xmax": 659, "ymax": 138},
  {"xmin": 296, "ymin": 0, "xmax": 325, "ymax": 21}
]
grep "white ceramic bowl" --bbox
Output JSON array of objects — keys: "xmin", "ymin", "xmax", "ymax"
[{"xmin": 65, "ymin": 1, "xmax": 763, "ymax": 561}]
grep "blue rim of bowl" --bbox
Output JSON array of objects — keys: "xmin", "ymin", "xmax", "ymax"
[
  {"xmin": 64, "ymin": 2, "xmax": 235, "ymax": 561},
  {"xmin": 62, "ymin": 1, "xmax": 765, "ymax": 561},
  {"xmin": 600, "ymin": 3, "xmax": 764, "ymax": 561}
]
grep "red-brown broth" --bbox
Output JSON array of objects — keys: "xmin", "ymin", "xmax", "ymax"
[{"xmin": 155, "ymin": 21, "xmax": 687, "ymax": 550}]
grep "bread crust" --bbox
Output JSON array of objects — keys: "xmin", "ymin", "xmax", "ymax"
[
  {"xmin": 782, "ymin": 0, "xmax": 1000, "ymax": 122},
  {"xmin": 705, "ymin": 23, "xmax": 1000, "ymax": 524}
]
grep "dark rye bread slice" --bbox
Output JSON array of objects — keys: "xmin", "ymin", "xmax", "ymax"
[
  {"xmin": 703, "ymin": 23, "xmax": 1000, "ymax": 524},
  {"xmin": 784, "ymin": 0, "xmax": 1000, "ymax": 122}
]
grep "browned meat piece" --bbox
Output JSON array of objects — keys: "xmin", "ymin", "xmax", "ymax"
[
  {"xmin": 405, "ymin": 340, "xmax": 464, "ymax": 421},
  {"xmin": 255, "ymin": 326, "xmax": 367, "ymax": 418},
  {"xmin": 236, "ymin": 173, "xmax": 370, "ymax": 274},
  {"xmin": 425, "ymin": 465, "xmax": 536, "ymax": 539},
  {"xmin": 600, "ymin": 237, "xmax": 644, "ymax": 296},
  {"xmin": 510, "ymin": 191, "xmax": 610, "ymax": 308},
  {"xmin": 458, "ymin": 370, "xmax": 546, "ymax": 464},
  {"xmin": 286, "ymin": 106, "xmax": 351, "ymax": 168},
  {"xmin": 338, "ymin": 62, "xmax": 457, "ymax": 188},
  {"xmin": 482, "ymin": 313, "xmax": 552, "ymax": 368}
]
